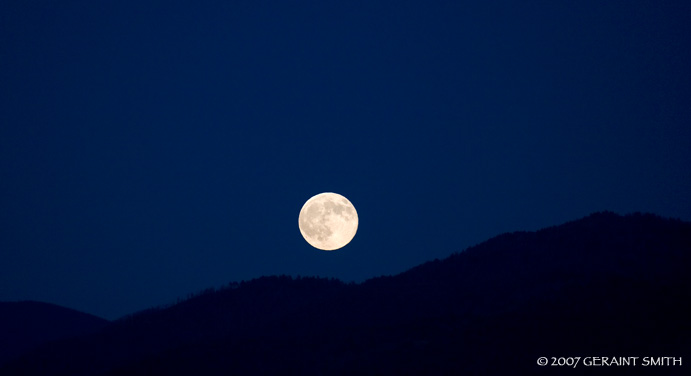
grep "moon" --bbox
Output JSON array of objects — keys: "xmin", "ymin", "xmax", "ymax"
[{"xmin": 298, "ymin": 192, "xmax": 358, "ymax": 251}]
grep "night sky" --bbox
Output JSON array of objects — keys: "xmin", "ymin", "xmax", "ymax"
[{"xmin": 2, "ymin": 1, "xmax": 690, "ymax": 320}]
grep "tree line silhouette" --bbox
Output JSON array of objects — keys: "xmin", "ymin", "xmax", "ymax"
[{"xmin": 1, "ymin": 212, "xmax": 689, "ymax": 375}]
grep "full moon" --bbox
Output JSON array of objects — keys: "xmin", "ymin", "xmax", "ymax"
[{"xmin": 298, "ymin": 192, "xmax": 358, "ymax": 251}]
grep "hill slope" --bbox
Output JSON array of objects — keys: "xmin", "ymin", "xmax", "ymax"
[
  {"xmin": 2, "ymin": 212, "xmax": 689, "ymax": 375},
  {"xmin": 0, "ymin": 301, "xmax": 109, "ymax": 365}
]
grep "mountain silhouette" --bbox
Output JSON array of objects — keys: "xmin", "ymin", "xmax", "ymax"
[
  {"xmin": 2, "ymin": 212, "xmax": 689, "ymax": 375},
  {"xmin": 0, "ymin": 301, "xmax": 109, "ymax": 365}
]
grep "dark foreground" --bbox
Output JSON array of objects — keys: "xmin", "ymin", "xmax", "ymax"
[{"xmin": 2, "ymin": 212, "xmax": 689, "ymax": 375}]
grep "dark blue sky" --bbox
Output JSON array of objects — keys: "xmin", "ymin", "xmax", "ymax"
[{"xmin": 2, "ymin": 1, "xmax": 690, "ymax": 320}]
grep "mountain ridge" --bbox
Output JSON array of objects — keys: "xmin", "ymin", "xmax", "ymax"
[
  {"xmin": 0, "ymin": 301, "xmax": 109, "ymax": 365},
  {"xmin": 2, "ymin": 211, "xmax": 689, "ymax": 375}
]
